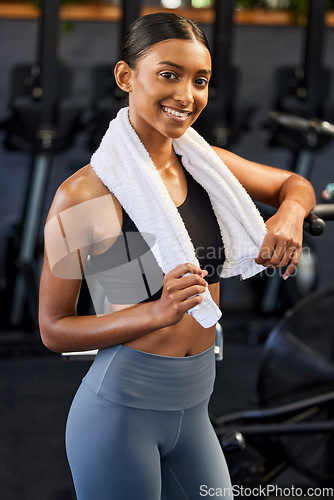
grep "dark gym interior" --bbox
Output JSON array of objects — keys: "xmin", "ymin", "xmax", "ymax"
[{"xmin": 1, "ymin": 1, "xmax": 334, "ymax": 499}]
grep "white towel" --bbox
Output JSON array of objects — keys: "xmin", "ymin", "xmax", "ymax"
[{"xmin": 91, "ymin": 106, "xmax": 267, "ymax": 328}]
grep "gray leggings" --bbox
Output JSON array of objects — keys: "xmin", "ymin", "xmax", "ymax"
[{"xmin": 65, "ymin": 344, "xmax": 233, "ymax": 499}]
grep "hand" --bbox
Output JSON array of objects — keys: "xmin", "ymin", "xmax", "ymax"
[
  {"xmin": 255, "ymin": 203, "xmax": 305, "ymax": 280},
  {"xmin": 154, "ymin": 263, "xmax": 208, "ymax": 327}
]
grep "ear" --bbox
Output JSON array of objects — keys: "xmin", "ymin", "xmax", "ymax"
[{"xmin": 114, "ymin": 61, "xmax": 133, "ymax": 93}]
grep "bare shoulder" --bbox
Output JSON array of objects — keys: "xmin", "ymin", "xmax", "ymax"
[
  {"xmin": 44, "ymin": 164, "xmax": 122, "ymax": 275},
  {"xmin": 48, "ymin": 164, "xmax": 120, "ymax": 219},
  {"xmin": 211, "ymin": 145, "xmax": 238, "ymax": 165}
]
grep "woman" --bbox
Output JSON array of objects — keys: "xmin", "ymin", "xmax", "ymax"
[{"xmin": 39, "ymin": 12, "xmax": 315, "ymax": 499}]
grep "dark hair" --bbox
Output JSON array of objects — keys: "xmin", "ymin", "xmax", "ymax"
[{"xmin": 121, "ymin": 12, "xmax": 211, "ymax": 69}]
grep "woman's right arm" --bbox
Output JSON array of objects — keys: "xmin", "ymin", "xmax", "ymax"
[
  {"xmin": 39, "ymin": 260, "xmax": 162, "ymax": 353},
  {"xmin": 38, "ymin": 169, "xmax": 207, "ymax": 353},
  {"xmin": 39, "ymin": 257, "xmax": 207, "ymax": 353}
]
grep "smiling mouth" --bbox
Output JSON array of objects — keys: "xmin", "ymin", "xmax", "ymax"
[{"xmin": 161, "ymin": 106, "xmax": 192, "ymax": 119}]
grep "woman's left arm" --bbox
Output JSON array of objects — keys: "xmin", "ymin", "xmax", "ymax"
[{"xmin": 212, "ymin": 147, "xmax": 316, "ymax": 279}]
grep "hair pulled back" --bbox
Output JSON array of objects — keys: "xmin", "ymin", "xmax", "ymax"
[{"xmin": 121, "ymin": 12, "xmax": 211, "ymax": 69}]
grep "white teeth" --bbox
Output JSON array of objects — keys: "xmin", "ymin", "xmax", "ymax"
[{"xmin": 162, "ymin": 106, "xmax": 189, "ymax": 118}]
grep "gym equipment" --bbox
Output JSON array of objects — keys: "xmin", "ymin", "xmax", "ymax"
[
  {"xmin": 255, "ymin": 0, "xmax": 334, "ymax": 317},
  {"xmin": 266, "ymin": 0, "xmax": 334, "ymax": 176},
  {"xmin": 211, "ymin": 202, "xmax": 334, "ymax": 487},
  {"xmin": 256, "ymin": 112, "xmax": 334, "ymax": 317},
  {"xmin": 86, "ymin": 0, "xmax": 141, "ymax": 151},
  {"xmin": 194, "ymin": 0, "xmax": 255, "ymax": 148},
  {"xmin": 1, "ymin": 0, "xmax": 83, "ymax": 330}
]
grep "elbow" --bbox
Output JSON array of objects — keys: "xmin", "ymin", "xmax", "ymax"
[
  {"xmin": 281, "ymin": 173, "xmax": 316, "ymax": 212},
  {"xmin": 39, "ymin": 316, "xmax": 64, "ymax": 353},
  {"xmin": 40, "ymin": 329, "xmax": 63, "ymax": 354},
  {"xmin": 305, "ymin": 180, "xmax": 317, "ymax": 213},
  {"xmin": 41, "ymin": 339, "xmax": 63, "ymax": 354},
  {"xmin": 310, "ymin": 183, "xmax": 317, "ymax": 209},
  {"xmin": 299, "ymin": 175, "xmax": 316, "ymax": 206}
]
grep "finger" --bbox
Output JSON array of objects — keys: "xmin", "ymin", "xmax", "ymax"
[
  {"xmin": 255, "ymin": 242, "xmax": 275, "ymax": 265},
  {"xmin": 265, "ymin": 245, "xmax": 287, "ymax": 267},
  {"xmin": 168, "ymin": 262, "xmax": 206, "ymax": 279},
  {"xmin": 163, "ymin": 286, "xmax": 205, "ymax": 317},
  {"xmin": 164, "ymin": 273, "xmax": 207, "ymax": 296},
  {"xmin": 184, "ymin": 293, "xmax": 204, "ymax": 311},
  {"xmin": 256, "ymin": 232, "xmax": 295, "ymax": 266},
  {"xmin": 255, "ymin": 229, "xmax": 279, "ymax": 264},
  {"xmin": 279, "ymin": 245, "xmax": 298, "ymax": 268},
  {"xmin": 163, "ymin": 274, "xmax": 207, "ymax": 306},
  {"xmin": 181, "ymin": 293, "xmax": 204, "ymax": 314},
  {"xmin": 179, "ymin": 272, "xmax": 208, "ymax": 290},
  {"xmin": 266, "ymin": 242, "xmax": 296, "ymax": 267},
  {"xmin": 283, "ymin": 247, "xmax": 302, "ymax": 280},
  {"xmin": 176, "ymin": 283, "xmax": 208, "ymax": 302}
]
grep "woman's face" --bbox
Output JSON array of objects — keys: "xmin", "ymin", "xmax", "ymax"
[{"xmin": 126, "ymin": 38, "xmax": 212, "ymax": 143}]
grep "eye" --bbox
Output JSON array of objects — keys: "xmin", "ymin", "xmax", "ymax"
[
  {"xmin": 160, "ymin": 71, "xmax": 177, "ymax": 80},
  {"xmin": 194, "ymin": 77, "xmax": 208, "ymax": 87}
]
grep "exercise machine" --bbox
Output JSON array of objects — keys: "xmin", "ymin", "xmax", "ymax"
[
  {"xmin": 86, "ymin": 0, "xmax": 141, "ymax": 151},
  {"xmin": 194, "ymin": 0, "xmax": 255, "ymax": 148},
  {"xmin": 212, "ymin": 201, "xmax": 334, "ymax": 487},
  {"xmin": 1, "ymin": 0, "xmax": 82, "ymax": 333}
]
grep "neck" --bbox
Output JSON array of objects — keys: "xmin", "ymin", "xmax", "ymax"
[
  {"xmin": 134, "ymin": 130, "xmax": 176, "ymax": 175},
  {"xmin": 128, "ymin": 108, "xmax": 178, "ymax": 172}
]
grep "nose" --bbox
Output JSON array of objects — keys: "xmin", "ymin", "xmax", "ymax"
[{"xmin": 173, "ymin": 80, "xmax": 194, "ymax": 107}]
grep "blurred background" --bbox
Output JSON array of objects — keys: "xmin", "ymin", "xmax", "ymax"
[{"xmin": 0, "ymin": 1, "xmax": 334, "ymax": 498}]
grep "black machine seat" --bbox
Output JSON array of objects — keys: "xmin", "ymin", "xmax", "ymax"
[{"xmin": 1, "ymin": 64, "xmax": 82, "ymax": 154}]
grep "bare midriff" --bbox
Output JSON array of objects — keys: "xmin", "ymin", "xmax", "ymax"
[{"xmin": 121, "ymin": 282, "xmax": 219, "ymax": 357}]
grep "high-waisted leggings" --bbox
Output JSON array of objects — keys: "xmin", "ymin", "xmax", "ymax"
[{"xmin": 65, "ymin": 344, "xmax": 233, "ymax": 499}]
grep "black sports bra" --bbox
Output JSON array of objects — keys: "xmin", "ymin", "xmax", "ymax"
[{"xmin": 85, "ymin": 168, "xmax": 224, "ymax": 305}]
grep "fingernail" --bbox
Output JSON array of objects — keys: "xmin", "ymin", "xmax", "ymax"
[{"xmin": 283, "ymin": 273, "xmax": 289, "ymax": 280}]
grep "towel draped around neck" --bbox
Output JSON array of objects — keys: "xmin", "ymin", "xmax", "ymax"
[{"xmin": 91, "ymin": 107, "xmax": 266, "ymax": 328}]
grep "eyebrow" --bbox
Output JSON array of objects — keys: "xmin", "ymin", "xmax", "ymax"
[{"xmin": 157, "ymin": 61, "xmax": 212, "ymax": 75}]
